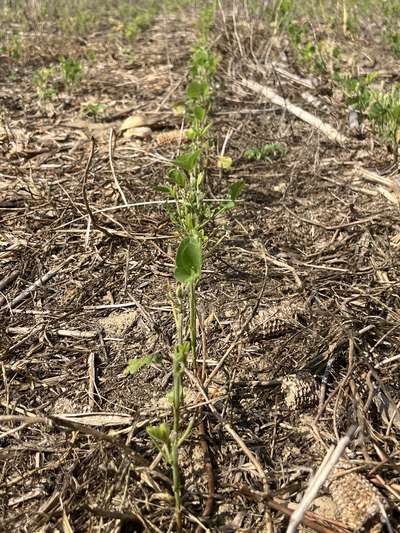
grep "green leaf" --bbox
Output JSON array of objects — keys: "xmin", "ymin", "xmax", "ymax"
[
  {"xmin": 187, "ymin": 80, "xmax": 209, "ymax": 100},
  {"xmin": 172, "ymin": 102, "xmax": 186, "ymax": 115},
  {"xmin": 174, "ymin": 150, "xmax": 200, "ymax": 172},
  {"xmin": 165, "ymin": 389, "xmax": 174, "ymax": 405},
  {"xmin": 175, "ymin": 341, "xmax": 190, "ymax": 364},
  {"xmin": 175, "ymin": 236, "xmax": 202, "ymax": 284},
  {"xmin": 125, "ymin": 354, "xmax": 156, "ymax": 375},
  {"xmin": 217, "ymin": 155, "xmax": 233, "ymax": 170},
  {"xmin": 186, "ymin": 128, "xmax": 196, "ymax": 141},
  {"xmin": 147, "ymin": 422, "xmax": 170, "ymax": 445},
  {"xmin": 229, "ymin": 180, "xmax": 245, "ymax": 201},
  {"xmin": 155, "ymin": 184, "xmax": 172, "ymax": 193},
  {"xmin": 193, "ymin": 105, "xmax": 206, "ymax": 122},
  {"xmin": 218, "ymin": 200, "xmax": 234, "ymax": 213},
  {"xmin": 243, "ymin": 148, "xmax": 258, "ymax": 160},
  {"xmin": 168, "ymin": 168, "xmax": 186, "ymax": 188},
  {"xmin": 196, "ymin": 172, "xmax": 204, "ymax": 187}
]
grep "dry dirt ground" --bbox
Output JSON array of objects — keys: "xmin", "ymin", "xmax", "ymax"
[{"xmin": 1, "ymin": 4, "xmax": 400, "ymax": 532}]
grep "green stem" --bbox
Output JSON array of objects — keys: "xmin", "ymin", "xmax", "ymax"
[
  {"xmin": 173, "ymin": 290, "xmax": 185, "ymax": 531},
  {"xmin": 189, "ymin": 280, "xmax": 197, "ymax": 371},
  {"xmin": 169, "ymin": 289, "xmax": 184, "ymax": 531},
  {"xmin": 176, "ymin": 286, "xmax": 183, "ymax": 346},
  {"xmin": 172, "ymin": 355, "xmax": 182, "ymax": 532},
  {"xmin": 171, "ymin": 444, "xmax": 182, "ymax": 532}
]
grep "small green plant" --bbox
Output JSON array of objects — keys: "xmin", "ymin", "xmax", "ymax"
[
  {"xmin": 271, "ymin": 0, "xmax": 295, "ymax": 30},
  {"xmin": 133, "ymin": 238, "xmax": 202, "ymax": 532},
  {"xmin": 0, "ymin": 32, "xmax": 22, "ymax": 59},
  {"xmin": 287, "ymin": 21, "xmax": 304, "ymax": 49},
  {"xmin": 73, "ymin": 10, "xmax": 96, "ymax": 34},
  {"xmin": 157, "ymin": 40, "xmax": 238, "ymax": 240},
  {"xmin": 287, "ymin": 19, "xmax": 341, "ymax": 75},
  {"xmin": 385, "ymin": 32, "xmax": 400, "ymax": 57},
  {"xmin": 32, "ymin": 66, "xmax": 57, "ymax": 100},
  {"xmin": 190, "ymin": 45, "xmax": 218, "ymax": 86},
  {"xmin": 143, "ymin": 15, "xmax": 244, "ymax": 529},
  {"xmin": 125, "ymin": 354, "xmax": 158, "ymax": 374},
  {"xmin": 198, "ymin": 2, "xmax": 215, "ymax": 40},
  {"xmin": 59, "ymin": 56, "xmax": 83, "ymax": 88},
  {"xmin": 123, "ymin": 6, "xmax": 157, "ymax": 40},
  {"xmin": 243, "ymin": 142, "xmax": 287, "ymax": 161},
  {"xmin": 368, "ymin": 85, "xmax": 400, "ymax": 161},
  {"xmin": 81, "ymin": 101, "xmax": 106, "ymax": 120},
  {"xmin": 381, "ymin": 0, "xmax": 400, "ymax": 20},
  {"xmin": 8, "ymin": 33, "xmax": 22, "ymax": 60},
  {"xmin": 301, "ymin": 40, "xmax": 341, "ymax": 74},
  {"xmin": 7, "ymin": 70, "xmax": 17, "ymax": 82},
  {"xmin": 339, "ymin": 72, "xmax": 377, "ymax": 112},
  {"xmin": 287, "ymin": 22, "xmax": 325, "ymax": 73}
]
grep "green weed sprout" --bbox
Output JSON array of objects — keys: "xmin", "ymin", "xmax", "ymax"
[
  {"xmin": 339, "ymin": 72, "xmax": 377, "ymax": 112},
  {"xmin": 123, "ymin": 5, "xmax": 157, "ymax": 40},
  {"xmin": 73, "ymin": 10, "xmax": 96, "ymax": 34},
  {"xmin": 244, "ymin": 143, "xmax": 287, "ymax": 161},
  {"xmin": 272, "ymin": 0, "xmax": 295, "ymax": 31},
  {"xmin": 0, "ymin": 32, "xmax": 22, "ymax": 60},
  {"xmin": 368, "ymin": 86, "xmax": 400, "ymax": 161},
  {"xmin": 9, "ymin": 33, "xmax": 22, "ymax": 60},
  {"xmin": 81, "ymin": 101, "xmax": 106, "ymax": 120},
  {"xmin": 59, "ymin": 56, "xmax": 83, "ymax": 88},
  {"xmin": 385, "ymin": 32, "xmax": 400, "ymax": 58},
  {"xmin": 32, "ymin": 66, "xmax": 57, "ymax": 100},
  {"xmin": 197, "ymin": 1, "xmax": 216, "ymax": 42}
]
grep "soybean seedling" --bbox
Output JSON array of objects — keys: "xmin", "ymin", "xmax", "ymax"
[
  {"xmin": 81, "ymin": 101, "xmax": 107, "ymax": 120},
  {"xmin": 147, "ymin": 235, "xmax": 202, "ymax": 532},
  {"xmin": 385, "ymin": 32, "xmax": 400, "ymax": 58},
  {"xmin": 148, "ymin": 24, "xmax": 244, "ymax": 531},
  {"xmin": 368, "ymin": 85, "xmax": 400, "ymax": 161},
  {"xmin": 59, "ymin": 56, "xmax": 83, "ymax": 88},
  {"xmin": 243, "ymin": 142, "xmax": 287, "ymax": 161},
  {"xmin": 339, "ymin": 72, "xmax": 377, "ymax": 113},
  {"xmin": 32, "ymin": 66, "xmax": 57, "ymax": 100}
]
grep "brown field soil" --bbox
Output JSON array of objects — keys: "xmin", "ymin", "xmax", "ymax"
[{"xmin": 1, "ymin": 3, "xmax": 400, "ymax": 532}]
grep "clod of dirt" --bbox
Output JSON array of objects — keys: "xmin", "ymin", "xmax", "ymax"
[
  {"xmin": 299, "ymin": 496, "xmax": 338, "ymax": 532},
  {"xmin": 119, "ymin": 114, "xmax": 148, "ymax": 130},
  {"xmin": 99, "ymin": 310, "xmax": 138, "ymax": 337},
  {"xmin": 122, "ymin": 126, "xmax": 152, "ymax": 138}
]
